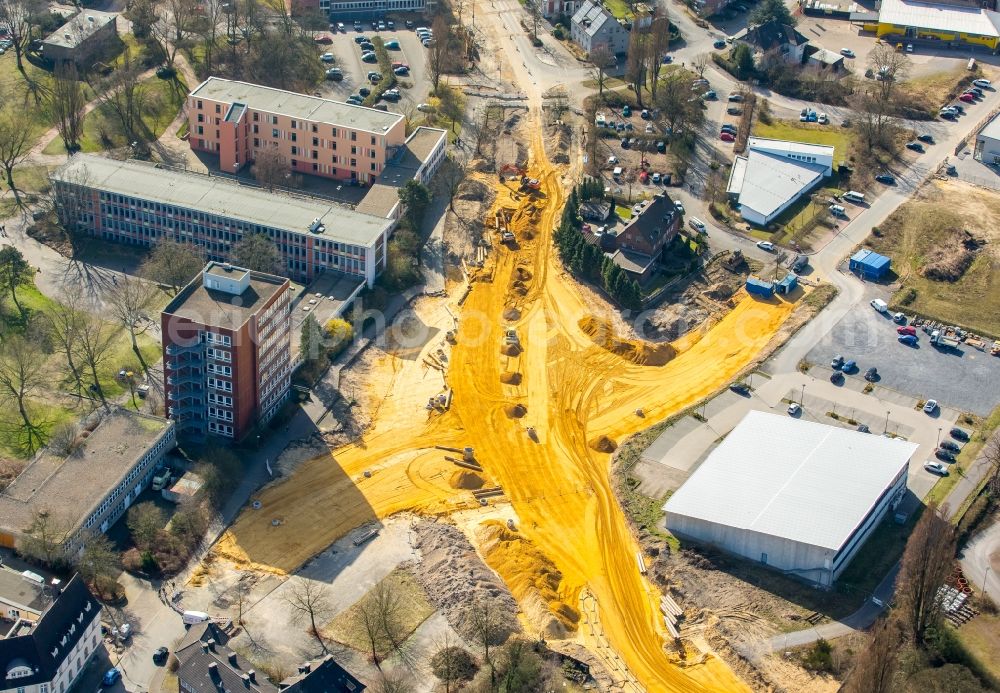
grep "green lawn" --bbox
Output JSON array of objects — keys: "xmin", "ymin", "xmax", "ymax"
[
  {"xmin": 615, "ymin": 204, "xmax": 632, "ymax": 220},
  {"xmin": 603, "ymin": 0, "xmax": 634, "ymax": 19},
  {"xmin": 43, "ymin": 76, "xmax": 187, "ymax": 155},
  {"xmin": 753, "ymin": 119, "xmax": 853, "ymax": 166},
  {"xmin": 927, "ymin": 405, "xmax": 1000, "ymax": 509},
  {"xmin": 0, "ymin": 164, "xmax": 54, "ymax": 218}
]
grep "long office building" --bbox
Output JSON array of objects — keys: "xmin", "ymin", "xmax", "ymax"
[
  {"xmin": 51, "ymin": 155, "xmax": 393, "ymax": 286},
  {"xmin": 188, "ymin": 77, "xmax": 407, "ymax": 185},
  {"xmin": 162, "ymin": 262, "xmax": 291, "ymax": 440}
]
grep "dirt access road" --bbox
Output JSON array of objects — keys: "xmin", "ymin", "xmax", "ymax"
[{"xmin": 213, "ymin": 119, "xmax": 795, "ymax": 690}]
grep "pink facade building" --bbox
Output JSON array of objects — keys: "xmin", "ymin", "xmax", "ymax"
[{"xmin": 188, "ymin": 77, "xmax": 408, "ymax": 185}]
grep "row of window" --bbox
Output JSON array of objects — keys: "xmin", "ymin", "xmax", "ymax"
[
  {"xmin": 206, "ymin": 347, "xmax": 231, "ymax": 362},
  {"xmin": 209, "ymin": 407, "xmax": 234, "ymax": 422},
  {"xmin": 208, "ymin": 377, "xmax": 233, "ymax": 392},
  {"xmin": 209, "ymin": 421, "xmax": 235, "ymax": 437},
  {"xmin": 208, "ymin": 363, "xmax": 232, "ymax": 376},
  {"xmin": 206, "ymin": 332, "xmax": 232, "ymax": 347},
  {"xmin": 208, "ymin": 392, "xmax": 234, "ymax": 407}
]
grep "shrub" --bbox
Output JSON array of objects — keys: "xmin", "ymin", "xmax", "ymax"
[
  {"xmin": 552, "ymin": 26, "xmax": 565, "ymax": 39},
  {"xmin": 898, "ymin": 287, "xmax": 918, "ymax": 306},
  {"xmin": 802, "ymin": 638, "xmax": 834, "ymax": 673},
  {"xmin": 121, "ymin": 548, "xmax": 143, "ymax": 572},
  {"xmin": 430, "ymin": 646, "xmax": 478, "ymax": 684}
]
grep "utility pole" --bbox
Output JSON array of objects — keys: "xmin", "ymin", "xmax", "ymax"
[
  {"xmin": 800, "ymin": 383, "xmax": 805, "ymax": 406},
  {"xmin": 885, "ymin": 410, "xmax": 891, "ymax": 433}
]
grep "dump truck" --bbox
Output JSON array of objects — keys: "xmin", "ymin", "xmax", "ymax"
[{"xmin": 930, "ymin": 330, "xmax": 961, "ymax": 349}]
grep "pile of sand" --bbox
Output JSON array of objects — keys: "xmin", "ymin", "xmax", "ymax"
[
  {"xmin": 449, "ymin": 470, "xmax": 485, "ymax": 490},
  {"xmin": 510, "ymin": 280, "xmax": 528, "ymax": 296},
  {"xmin": 457, "ymin": 178, "xmax": 490, "ymax": 202},
  {"xmin": 503, "ymin": 307, "xmax": 521, "ymax": 320},
  {"xmin": 411, "ymin": 521, "xmax": 519, "ymax": 644},
  {"xmin": 578, "ymin": 316, "xmax": 677, "ymax": 366},
  {"xmin": 515, "ymin": 267, "xmax": 532, "ymax": 281},
  {"xmin": 589, "ymin": 435, "xmax": 617, "ymax": 453},
  {"xmin": 500, "ymin": 371, "xmax": 522, "ymax": 385},
  {"xmin": 504, "ymin": 403, "xmax": 527, "ymax": 418},
  {"xmin": 476, "ymin": 521, "xmax": 580, "ymax": 639},
  {"xmin": 501, "ymin": 343, "xmax": 522, "ymax": 356}
]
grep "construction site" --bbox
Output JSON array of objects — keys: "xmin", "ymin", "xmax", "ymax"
[{"xmin": 198, "ymin": 105, "xmax": 803, "ymax": 690}]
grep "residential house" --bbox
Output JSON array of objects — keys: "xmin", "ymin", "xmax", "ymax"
[
  {"xmin": 571, "ymin": 0, "xmax": 629, "ymax": 54},
  {"xmin": 607, "ymin": 194, "xmax": 680, "ymax": 281},
  {"xmin": 739, "ymin": 19, "xmax": 810, "ymax": 65},
  {"xmin": 41, "ymin": 11, "xmax": 118, "ymax": 68}
]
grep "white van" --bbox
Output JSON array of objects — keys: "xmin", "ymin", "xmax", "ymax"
[
  {"xmin": 612, "ymin": 166, "xmax": 623, "ymax": 179},
  {"xmin": 182, "ymin": 611, "xmax": 210, "ymax": 625},
  {"xmin": 843, "ymin": 191, "xmax": 865, "ymax": 204},
  {"xmin": 870, "ymin": 298, "xmax": 888, "ymax": 313},
  {"xmin": 829, "ymin": 204, "xmax": 847, "ymax": 217}
]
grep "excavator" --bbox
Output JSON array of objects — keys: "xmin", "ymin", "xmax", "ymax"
[{"xmin": 498, "ymin": 163, "xmax": 540, "ymax": 192}]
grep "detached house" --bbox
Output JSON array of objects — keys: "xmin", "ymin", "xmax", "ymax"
[
  {"xmin": 739, "ymin": 19, "xmax": 810, "ymax": 64},
  {"xmin": 571, "ymin": 0, "xmax": 629, "ymax": 54},
  {"xmin": 604, "ymin": 194, "xmax": 681, "ymax": 282}
]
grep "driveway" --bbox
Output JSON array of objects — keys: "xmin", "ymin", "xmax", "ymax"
[
  {"xmin": 960, "ymin": 511, "xmax": 1000, "ymax": 603},
  {"xmin": 805, "ymin": 288, "xmax": 1000, "ymax": 415}
]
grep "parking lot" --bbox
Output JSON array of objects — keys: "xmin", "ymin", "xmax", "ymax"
[
  {"xmin": 314, "ymin": 23, "xmax": 431, "ymax": 115},
  {"xmin": 805, "ymin": 289, "xmax": 1000, "ymax": 415}
]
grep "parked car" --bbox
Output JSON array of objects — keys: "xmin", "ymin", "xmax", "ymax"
[
  {"xmin": 817, "ymin": 112, "xmax": 829, "ymax": 124},
  {"xmin": 417, "ymin": 103, "xmax": 434, "ymax": 112},
  {"xmin": 702, "ymin": 90, "xmax": 717, "ymax": 100},
  {"xmin": 893, "ymin": 312, "xmax": 906, "ymax": 323},
  {"xmin": 959, "ymin": 93, "xmax": 976, "ymax": 103},
  {"xmin": 730, "ymin": 382, "xmax": 750, "ymax": 395},
  {"xmin": 787, "ymin": 402, "xmax": 801, "ymax": 416},
  {"xmin": 906, "ymin": 43, "xmax": 913, "ymax": 52},
  {"xmin": 969, "ymin": 87, "xmax": 984, "ymax": 97},
  {"xmin": 640, "ymin": 109, "xmax": 650, "ymax": 119},
  {"xmin": 103, "ymin": 668, "xmax": 122, "ymax": 687},
  {"xmin": 951, "ymin": 427, "xmax": 971, "ymax": 441},
  {"xmin": 936, "ymin": 448, "xmax": 957, "ymax": 462},
  {"xmin": 656, "ymin": 141, "xmax": 666, "ymax": 153},
  {"xmin": 897, "ymin": 325, "xmax": 917, "ymax": 336},
  {"xmin": 924, "ymin": 461, "xmax": 949, "ymax": 476},
  {"xmin": 720, "ymin": 132, "xmax": 735, "ymax": 142},
  {"xmin": 314, "ymin": 34, "xmax": 332, "ymax": 44},
  {"xmin": 864, "ymin": 366, "xmax": 879, "ymax": 381},
  {"xmin": 857, "ymin": 424, "xmax": 871, "ymax": 433},
  {"xmin": 361, "ymin": 52, "xmax": 377, "ymax": 62},
  {"xmin": 384, "ymin": 39, "xmax": 400, "ymax": 50},
  {"xmin": 358, "ymin": 87, "xmax": 371, "ymax": 97},
  {"xmin": 840, "ymin": 48, "xmax": 856, "ymax": 58},
  {"xmin": 756, "ymin": 240, "xmax": 774, "ymax": 251},
  {"xmin": 325, "ymin": 68, "xmax": 343, "ymax": 80},
  {"xmin": 674, "ymin": 200, "xmax": 685, "ymax": 213},
  {"xmin": 876, "ymin": 173, "xmax": 896, "ymax": 184},
  {"xmin": 320, "ymin": 52, "xmax": 334, "ymax": 62},
  {"xmin": 917, "ymin": 134, "xmax": 934, "ymax": 143},
  {"xmin": 651, "ymin": 172, "xmax": 661, "ymax": 184},
  {"xmin": 728, "ymin": 93, "xmax": 744, "ymax": 102},
  {"xmin": 354, "ymin": 35, "xmax": 368, "ymax": 43},
  {"xmin": 336, "ymin": 22, "xmax": 345, "ymax": 31},
  {"xmin": 394, "ymin": 66, "xmax": 409, "ymax": 75},
  {"xmin": 688, "ymin": 218, "xmax": 707, "ymax": 233},
  {"xmin": 405, "ymin": 20, "xmax": 414, "ymax": 28},
  {"xmin": 906, "ymin": 141, "xmax": 925, "ymax": 152},
  {"xmin": 727, "ymin": 106, "xmax": 743, "ymax": 115},
  {"xmin": 830, "ymin": 371, "xmax": 844, "ymax": 384},
  {"xmin": 940, "ymin": 440, "xmax": 961, "ymax": 452},
  {"xmin": 841, "ymin": 359, "xmax": 857, "ymax": 372},
  {"xmin": 898, "ymin": 334, "xmax": 918, "ymax": 345},
  {"xmin": 387, "ymin": 20, "xmax": 395, "ymax": 29},
  {"xmin": 923, "ymin": 399, "xmax": 939, "ymax": 413},
  {"xmin": 713, "ymin": 38, "xmax": 726, "ymax": 48},
  {"xmin": 973, "ymin": 78, "xmax": 991, "ymax": 88}
]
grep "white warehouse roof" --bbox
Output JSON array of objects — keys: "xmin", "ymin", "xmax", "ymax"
[
  {"xmin": 664, "ymin": 411, "xmax": 917, "ymax": 551},
  {"xmin": 727, "ymin": 152, "xmax": 827, "ymax": 219},
  {"xmin": 878, "ymin": 0, "xmax": 1000, "ymax": 39}
]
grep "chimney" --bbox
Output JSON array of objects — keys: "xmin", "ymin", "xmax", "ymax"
[
  {"xmin": 207, "ymin": 638, "xmax": 216, "ymax": 651},
  {"xmin": 201, "ymin": 642, "xmax": 210, "ymax": 653},
  {"xmin": 208, "ymin": 662, "xmax": 219, "ymax": 679},
  {"xmin": 229, "ymin": 652, "xmax": 239, "ymax": 667},
  {"xmin": 242, "ymin": 673, "xmax": 251, "ymax": 688},
  {"xmin": 248, "ymin": 670, "xmax": 257, "ymax": 683}
]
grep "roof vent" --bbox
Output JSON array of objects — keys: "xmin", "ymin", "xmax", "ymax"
[
  {"xmin": 86, "ymin": 15, "xmax": 95, "ymax": 21},
  {"xmin": 208, "ymin": 662, "xmax": 220, "ymax": 679},
  {"xmin": 221, "ymin": 262, "xmax": 233, "ymax": 272},
  {"xmin": 229, "ymin": 652, "xmax": 239, "ymax": 667},
  {"xmin": 64, "ymin": 33, "xmax": 71, "ymax": 39},
  {"xmin": 207, "ymin": 638, "xmax": 216, "ymax": 651},
  {"xmin": 248, "ymin": 670, "xmax": 257, "ymax": 683},
  {"xmin": 308, "ymin": 217, "xmax": 322, "ymax": 232},
  {"xmin": 242, "ymin": 673, "xmax": 251, "ymax": 688}
]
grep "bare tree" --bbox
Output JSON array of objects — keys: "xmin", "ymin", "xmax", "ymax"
[
  {"xmin": 647, "ymin": 15, "xmax": 671, "ymax": 99},
  {"xmin": 436, "ymin": 154, "xmax": 467, "ymax": 214},
  {"xmin": 468, "ymin": 597, "xmax": 511, "ymax": 689},
  {"xmin": 0, "ymin": 333, "xmax": 48, "ymax": 453},
  {"xmin": 354, "ymin": 579, "xmax": 404, "ymax": 668},
  {"xmin": 233, "ymin": 571, "xmax": 254, "ymax": 626},
  {"xmin": 654, "ymin": 70, "xmax": 705, "ymax": 139},
  {"xmin": 75, "ymin": 532, "xmax": 122, "ymax": 600},
  {"xmin": 372, "ymin": 671, "xmax": 414, "ymax": 693},
  {"xmin": 691, "ymin": 52, "xmax": 710, "ymax": 78},
  {"xmin": 589, "ymin": 45, "xmax": 613, "ymax": 97},
  {"xmin": 842, "ymin": 617, "xmax": 900, "ymax": 693},
  {"xmin": 193, "ymin": 0, "xmax": 225, "ymax": 73},
  {"xmin": 127, "ymin": 502, "xmax": 166, "ymax": 551},
  {"xmin": 251, "ymin": 147, "xmax": 289, "ymax": 191},
  {"xmin": 151, "ymin": 0, "xmax": 199, "ymax": 69},
  {"xmin": 92, "ymin": 46, "xmax": 147, "ymax": 145},
  {"xmin": 139, "ymin": 239, "xmax": 205, "ymax": 294},
  {"xmin": 285, "ymin": 579, "xmax": 333, "ymax": 653},
  {"xmin": 46, "ymin": 291, "xmax": 87, "ymax": 394},
  {"xmin": 234, "ymin": 232, "xmax": 281, "ymax": 274},
  {"xmin": 625, "ymin": 29, "xmax": 650, "ymax": 108},
  {"xmin": 985, "ymin": 435, "xmax": 1000, "ymax": 498},
  {"xmin": 526, "ymin": 0, "xmax": 541, "ymax": 40},
  {"xmin": 868, "ymin": 42, "xmax": 910, "ymax": 102},
  {"xmin": 0, "ymin": 245, "xmax": 33, "ymax": 316},
  {"xmin": 50, "ymin": 64, "xmax": 87, "ymax": 153},
  {"xmin": 0, "ymin": 107, "xmax": 34, "ymax": 203},
  {"xmin": 0, "ymin": 0, "xmax": 38, "ymax": 76},
  {"xmin": 897, "ymin": 501, "xmax": 956, "ymax": 645},
  {"xmin": 430, "ymin": 632, "xmax": 478, "ymax": 693},
  {"xmin": 76, "ymin": 311, "xmax": 118, "ymax": 408},
  {"xmin": 428, "ymin": 14, "xmax": 449, "ymax": 93},
  {"xmin": 106, "ymin": 274, "xmax": 158, "ymax": 374},
  {"xmin": 20, "ymin": 508, "xmax": 71, "ymax": 567}
]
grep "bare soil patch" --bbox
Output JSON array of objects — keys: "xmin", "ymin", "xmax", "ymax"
[{"xmin": 578, "ymin": 315, "xmax": 677, "ymax": 366}]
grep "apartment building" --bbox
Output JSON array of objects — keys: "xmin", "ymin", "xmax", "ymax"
[
  {"xmin": 188, "ymin": 78, "xmax": 407, "ymax": 185},
  {"xmin": 51, "ymin": 155, "xmax": 393, "ymax": 286},
  {"xmin": 0, "ymin": 575, "xmax": 101, "ymax": 693},
  {"xmin": 0, "ymin": 409, "xmax": 175, "ymax": 556},
  {"xmin": 162, "ymin": 262, "xmax": 292, "ymax": 441}
]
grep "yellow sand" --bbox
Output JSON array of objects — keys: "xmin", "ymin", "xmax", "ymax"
[{"xmin": 212, "ymin": 128, "xmax": 796, "ymax": 691}]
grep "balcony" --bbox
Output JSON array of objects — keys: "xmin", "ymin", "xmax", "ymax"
[
  {"xmin": 168, "ymin": 402, "xmax": 206, "ymax": 417},
  {"xmin": 167, "ymin": 372, "xmax": 204, "ymax": 387},
  {"xmin": 165, "ymin": 342, "xmax": 204, "ymax": 357}
]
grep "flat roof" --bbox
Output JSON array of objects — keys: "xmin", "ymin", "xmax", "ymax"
[
  {"xmin": 0, "ymin": 568, "xmax": 47, "ymax": 614},
  {"xmin": 664, "ymin": 411, "xmax": 917, "ymax": 551},
  {"xmin": 190, "ymin": 77, "xmax": 404, "ymax": 135},
  {"xmin": 43, "ymin": 10, "xmax": 116, "ymax": 49},
  {"xmin": 747, "ymin": 136, "xmax": 835, "ymax": 159},
  {"xmin": 877, "ymin": 0, "xmax": 1000, "ymax": 38},
  {"xmin": 164, "ymin": 262, "xmax": 288, "ymax": 329},
  {"xmin": 728, "ymin": 151, "xmax": 827, "ymax": 218},
  {"xmin": 979, "ymin": 111, "xmax": 1000, "ymax": 142},
  {"xmin": 53, "ymin": 156, "xmax": 392, "ymax": 249},
  {"xmin": 0, "ymin": 410, "xmax": 173, "ymax": 538},
  {"xmin": 851, "ymin": 248, "xmax": 891, "ymax": 268}
]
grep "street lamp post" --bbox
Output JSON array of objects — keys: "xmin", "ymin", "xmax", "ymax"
[
  {"xmin": 984, "ymin": 566, "xmax": 992, "ymax": 595},
  {"xmin": 800, "ymin": 383, "xmax": 805, "ymax": 406},
  {"xmin": 885, "ymin": 410, "xmax": 891, "ymax": 433}
]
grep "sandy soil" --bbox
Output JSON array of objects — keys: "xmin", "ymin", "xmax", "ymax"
[{"xmin": 207, "ymin": 115, "xmax": 797, "ymax": 691}]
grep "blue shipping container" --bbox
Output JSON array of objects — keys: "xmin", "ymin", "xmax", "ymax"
[{"xmin": 746, "ymin": 276, "xmax": 775, "ymax": 297}]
